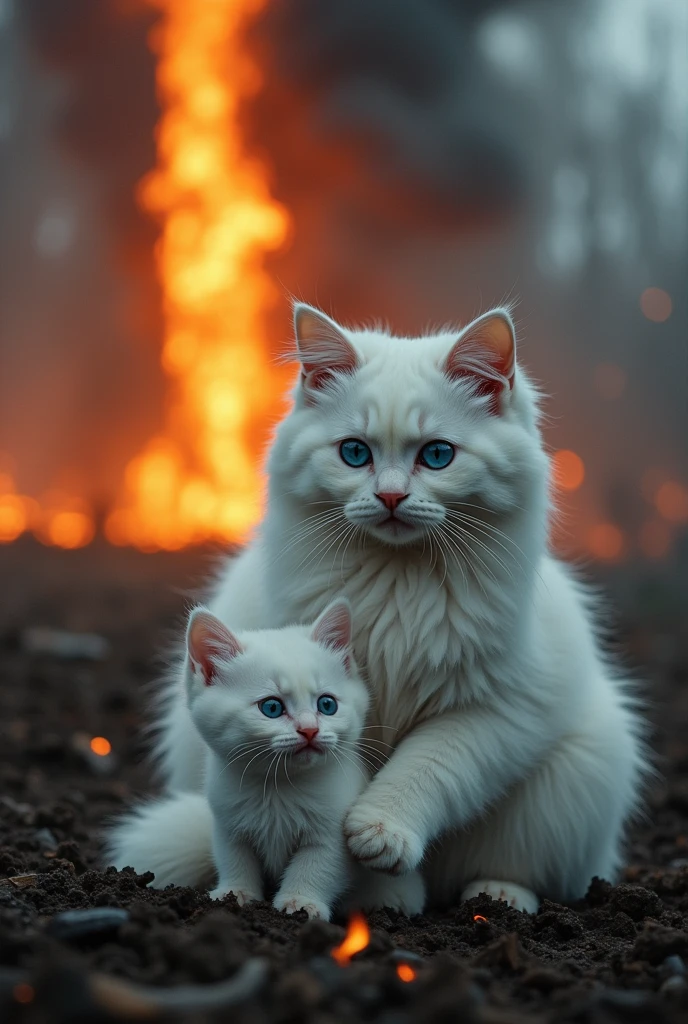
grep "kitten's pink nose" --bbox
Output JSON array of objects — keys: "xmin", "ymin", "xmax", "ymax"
[
  {"xmin": 375, "ymin": 491, "xmax": 408, "ymax": 512},
  {"xmin": 298, "ymin": 726, "xmax": 319, "ymax": 744}
]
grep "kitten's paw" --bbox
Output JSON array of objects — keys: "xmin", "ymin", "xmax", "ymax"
[
  {"xmin": 209, "ymin": 885, "xmax": 260, "ymax": 907},
  {"xmin": 273, "ymin": 893, "xmax": 330, "ymax": 920},
  {"xmin": 461, "ymin": 879, "xmax": 539, "ymax": 914},
  {"xmin": 344, "ymin": 804, "xmax": 423, "ymax": 875}
]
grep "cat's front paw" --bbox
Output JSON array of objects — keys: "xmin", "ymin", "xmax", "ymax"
[
  {"xmin": 273, "ymin": 893, "xmax": 330, "ymax": 920},
  {"xmin": 344, "ymin": 803, "xmax": 423, "ymax": 875},
  {"xmin": 209, "ymin": 885, "xmax": 260, "ymax": 906}
]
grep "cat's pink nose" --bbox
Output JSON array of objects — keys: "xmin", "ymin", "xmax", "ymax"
[
  {"xmin": 375, "ymin": 491, "xmax": 408, "ymax": 512},
  {"xmin": 298, "ymin": 726, "xmax": 319, "ymax": 744}
]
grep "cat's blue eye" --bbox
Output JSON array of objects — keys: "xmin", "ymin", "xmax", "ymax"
[
  {"xmin": 419, "ymin": 441, "xmax": 455, "ymax": 470},
  {"xmin": 317, "ymin": 695, "xmax": 338, "ymax": 715},
  {"xmin": 339, "ymin": 439, "xmax": 372, "ymax": 468},
  {"xmin": 259, "ymin": 698, "xmax": 285, "ymax": 718}
]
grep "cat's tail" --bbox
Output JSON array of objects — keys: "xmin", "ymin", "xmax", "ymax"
[{"xmin": 105, "ymin": 793, "xmax": 215, "ymax": 890}]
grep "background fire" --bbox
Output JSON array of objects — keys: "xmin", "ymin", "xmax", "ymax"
[{"xmin": 0, "ymin": 1, "xmax": 686, "ymax": 595}]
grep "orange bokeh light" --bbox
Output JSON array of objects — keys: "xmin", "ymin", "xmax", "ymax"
[
  {"xmin": 640, "ymin": 287, "xmax": 672, "ymax": 322},
  {"xmin": 587, "ymin": 523, "xmax": 625, "ymax": 562},
  {"xmin": 331, "ymin": 913, "xmax": 370, "ymax": 965},
  {"xmin": 639, "ymin": 520, "xmax": 672, "ymax": 560},
  {"xmin": 90, "ymin": 737, "xmax": 112, "ymax": 757},
  {"xmin": 593, "ymin": 363, "xmax": 626, "ymax": 400},
  {"xmin": 655, "ymin": 481, "xmax": 688, "ymax": 524},
  {"xmin": 45, "ymin": 511, "xmax": 95, "ymax": 549},
  {"xmin": 108, "ymin": 0, "xmax": 292, "ymax": 551},
  {"xmin": 13, "ymin": 984, "xmax": 35, "ymax": 1005},
  {"xmin": 396, "ymin": 964, "xmax": 416, "ymax": 982},
  {"xmin": 0, "ymin": 494, "xmax": 27, "ymax": 543},
  {"xmin": 473, "ymin": 914, "xmax": 489, "ymax": 923},
  {"xmin": 552, "ymin": 450, "xmax": 585, "ymax": 492}
]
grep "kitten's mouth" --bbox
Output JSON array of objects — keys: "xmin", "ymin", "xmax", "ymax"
[
  {"xmin": 293, "ymin": 740, "xmax": 324, "ymax": 756},
  {"xmin": 378, "ymin": 516, "xmax": 414, "ymax": 532}
]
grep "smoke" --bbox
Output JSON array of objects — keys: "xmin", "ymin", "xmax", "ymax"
[
  {"xmin": 246, "ymin": 0, "xmax": 523, "ymax": 235},
  {"xmin": 1, "ymin": 0, "xmax": 686, "ymax": 582}
]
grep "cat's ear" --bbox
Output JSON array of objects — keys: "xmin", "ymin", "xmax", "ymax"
[
  {"xmin": 294, "ymin": 303, "xmax": 359, "ymax": 394},
  {"xmin": 186, "ymin": 607, "xmax": 243, "ymax": 687},
  {"xmin": 311, "ymin": 598, "xmax": 353, "ymax": 668},
  {"xmin": 442, "ymin": 309, "xmax": 516, "ymax": 413}
]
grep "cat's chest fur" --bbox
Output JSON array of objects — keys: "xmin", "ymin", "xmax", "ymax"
[
  {"xmin": 207, "ymin": 769, "xmax": 323, "ymax": 879},
  {"xmin": 268, "ymin": 545, "xmax": 517, "ymax": 739}
]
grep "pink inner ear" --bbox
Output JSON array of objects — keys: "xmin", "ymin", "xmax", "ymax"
[
  {"xmin": 294, "ymin": 305, "xmax": 358, "ymax": 390},
  {"xmin": 311, "ymin": 600, "xmax": 352, "ymax": 654},
  {"xmin": 187, "ymin": 611, "xmax": 243, "ymax": 686},
  {"xmin": 443, "ymin": 312, "xmax": 515, "ymax": 412}
]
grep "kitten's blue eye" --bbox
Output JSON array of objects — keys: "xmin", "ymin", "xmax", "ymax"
[
  {"xmin": 317, "ymin": 695, "xmax": 338, "ymax": 715},
  {"xmin": 260, "ymin": 698, "xmax": 285, "ymax": 718},
  {"xmin": 339, "ymin": 439, "xmax": 372, "ymax": 468},
  {"xmin": 419, "ymin": 441, "xmax": 455, "ymax": 470}
]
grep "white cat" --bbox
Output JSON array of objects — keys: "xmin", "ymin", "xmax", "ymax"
[
  {"xmin": 108, "ymin": 599, "xmax": 426, "ymax": 919},
  {"xmin": 116, "ymin": 302, "xmax": 648, "ymax": 915}
]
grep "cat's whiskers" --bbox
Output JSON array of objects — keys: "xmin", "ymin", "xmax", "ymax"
[
  {"xmin": 327, "ymin": 521, "xmax": 357, "ymax": 588},
  {"xmin": 239, "ymin": 746, "xmax": 273, "ymax": 790},
  {"xmin": 290, "ymin": 515, "xmax": 350, "ymax": 577},
  {"xmin": 219, "ymin": 743, "xmax": 270, "ymax": 777},
  {"xmin": 268, "ymin": 509, "xmax": 347, "ymax": 567},
  {"xmin": 330, "ymin": 745, "xmax": 368, "ymax": 781},
  {"xmin": 436, "ymin": 524, "xmax": 488, "ymax": 598},
  {"xmin": 442, "ymin": 519, "xmax": 515, "ymax": 586},
  {"xmin": 431, "ymin": 525, "xmax": 467, "ymax": 593},
  {"xmin": 444, "ymin": 509, "xmax": 531, "ymax": 581},
  {"xmin": 263, "ymin": 751, "xmax": 281, "ymax": 802}
]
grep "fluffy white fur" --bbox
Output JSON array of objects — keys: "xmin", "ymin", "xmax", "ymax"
[
  {"xmin": 111, "ymin": 303, "xmax": 648, "ymax": 915},
  {"xmin": 108, "ymin": 599, "xmax": 426, "ymax": 919}
]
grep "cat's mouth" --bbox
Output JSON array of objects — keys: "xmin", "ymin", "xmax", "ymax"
[{"xmin": 293, "ymin": 740, "xmax": 324, "ymax": 756}]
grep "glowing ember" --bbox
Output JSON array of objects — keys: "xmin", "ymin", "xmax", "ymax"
[
  {"xmin": 396, "ymin": 964, "xmax": 416, "ymax": 982},
  {"xmin": 90, "ymin": 737, "xmax": 112, "ymax": 757},
  {"xmin": 473, "ymin": 914, "xmax": 489, "ymax": 923},
  {"xmin": 13, "ymin": 984, "xmax": 34, "ymax": 1005},
  {"xmin": 587, "ymin": 523, "xmax": 624, "ymax": 562},
  {"xmin": 640, "ymin": 287, "xmax": 672, "ymax": 323},
  {"xmin": 593, "ymin": 363, "xmax": 626, "ymax": 401},
  {"xmin": 331, "ymin": 912, "xmax": 370, "ymax": 965},
  {"xmin": 107, "ymin": 0, "xmax": 291, "ymax": 550},
  {"xmin": 655, "ymin": 481, "xmax": 688, "ymax": 524},
  {"xmin": 552, "ymin": 450, "xmax": 585, "ymax": 492}
]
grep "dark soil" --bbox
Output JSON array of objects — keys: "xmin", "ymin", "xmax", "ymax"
[{"xmin": 1, "ymin": 539, "xmax": 688, "ymax": 1023}]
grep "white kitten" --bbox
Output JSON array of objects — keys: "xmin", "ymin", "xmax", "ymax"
[
  {"xmin": 109, "ymin": 599, "xmax": 426, "ymax": 920},
  {"xmin": 132, "ymin": 302, "xmax": 649, "ymax": 915}
]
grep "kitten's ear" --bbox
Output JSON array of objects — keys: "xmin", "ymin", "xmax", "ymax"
[
  {"xmin": 442, "ymin": 309, "xmax": 516, "ymax": 413},
  {"xmin": 186, "ymin": 607, "xmax": 243, "ymax": 687},
  {"xmin": 294, "ymin": 303, "xmax": 359, "ymax": 394},
  {"xmin": 311, "ymin": 598, "xmax": 353, "ymax": 664}
]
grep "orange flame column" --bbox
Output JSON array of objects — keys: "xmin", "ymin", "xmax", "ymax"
[{"xmin": 107, "ymin": 0, "xmax": 291, "ymax": 551}]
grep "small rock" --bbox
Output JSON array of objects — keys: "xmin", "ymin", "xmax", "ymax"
[
  {"xmin": 46, "ymin": 907, "xmax": 130, "ymax": 941},
  {"xmin": 388, "ymin": 949, "xmax": 426, "ymax": 967},
  {"xmin": 22, "ymin": 627, "xmax": 111, "ymax": 661},
  {"xmin": 660, "ymin": 955, "xmax": 687, "ymax": 978},
  {"xmin": 660, "ymin": 976, "xmax": 687, "ymax": 997},
  {"xmin": 5, "ymin": 874, "xmax": 38, "ymax": 889},
  {"xmin": 34, "ymin": 828, "xmax": 58, "ymax": 852}
]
